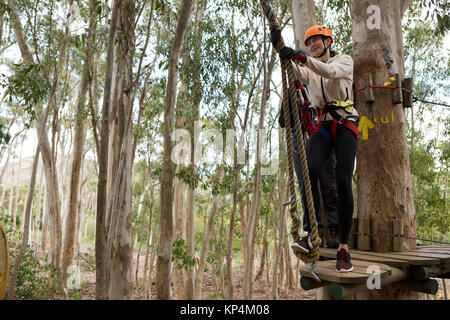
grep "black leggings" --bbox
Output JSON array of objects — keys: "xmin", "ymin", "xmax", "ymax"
[
  {"xmin": 291, "ymin": 129, "xmax": 339, "ymax": 231},
  {"xmin": 302, "ymin": 122, "xmax": 358, "ymax": 244}
]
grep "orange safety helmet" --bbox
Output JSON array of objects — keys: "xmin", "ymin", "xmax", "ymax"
[{"xmin": 304, "ymin": 25, "xmax": 333, "ymax": 46}]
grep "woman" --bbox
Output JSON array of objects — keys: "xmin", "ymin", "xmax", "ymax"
[
  {"xmin": 271, "ymin": 25, "xmax": 359, "ymax": 272},
  {"xmin": 279, "ymin": 89, "xmax": 340, "ymax": 249}
]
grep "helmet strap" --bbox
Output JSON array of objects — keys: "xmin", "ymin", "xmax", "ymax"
[{"xmin": 314, "ymin": 37, "xmax": 331, "ymax": 59}]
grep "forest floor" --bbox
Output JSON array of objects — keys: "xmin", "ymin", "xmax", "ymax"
[
  {"xmin": 64, "ymin": 247, "xmax": 449, "ymax": 300},
  {"xmin": 70, "ymin": 246, "xmax": 316, "ymax": 300}
]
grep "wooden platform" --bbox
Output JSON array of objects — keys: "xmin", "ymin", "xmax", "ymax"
[
  {"xmin": 300, "ymin": 245, "xmax": 450, "ymax": 285},
  {"xmin": 301, "ymin": 259, "xmax": 392, "ymax": 284}
]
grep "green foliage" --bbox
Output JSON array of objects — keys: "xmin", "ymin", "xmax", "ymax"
[
  {"xmin": 409, "ymin": 128, "xmax": 449, "ymax": 241},
  {"xmin": 0, "ymin": 121, "xmax": 11, "ymax": 146},
  {"xmin": 80, "ymin": 253, "xmax": 96, "ymax": 273},
  {"xmin": 318, "ymin": 0, "xmax": 353, "ymax": 55},
  {"xmin": 401, "ymin": 2, "xmax": 449, "ymax": 243},
  {"xmin": 175, "ymin": 164, "xmax": 202, "ymax": 189},
  {"xmin": 416, "ymin": 0, "xmax": 450, "ymax": 35},
  {"xmin": 172, "ymin": 237, "xmax": 198, "ymax": 271},
  {"xmin": 9, "ymin": 245, "xmax": 63, "ymax": 300},
  {"xmin": 206, "ymin": 238, "xmax": 226, "ymax": 272},
  {"xmin": 3, "ymin": 63, "xmax": 50, "ymax": 122}
]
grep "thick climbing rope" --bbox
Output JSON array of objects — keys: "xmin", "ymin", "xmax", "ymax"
[{"xmin": 260, "ymin": 0, "xmax": 321, "ymax": 264}]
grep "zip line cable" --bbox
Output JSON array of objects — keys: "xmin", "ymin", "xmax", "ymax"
[{"xmin": 413, "ymin": 96, "xmax": 450, "ymax": 108}]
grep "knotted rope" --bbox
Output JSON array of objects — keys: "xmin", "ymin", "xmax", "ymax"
[{"xmin": 260, "ymin": 0, "xmax": 321, "ymax": 264}]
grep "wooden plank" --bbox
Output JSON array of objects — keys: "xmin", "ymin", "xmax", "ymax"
[
  {"xmin": 354, "ymin": 250, "xmax": 441, "ymax": 265},
  {"xmin": 418, "ymin": 247, "xmax": 450, "ymax": 252},
  {"xmin": 300, "ymin": 259, "xmax": 390, "ymax": 284},
  {"xmin": 402, "ymin": 78, "xmax": 414, "ymax": 108},
  {"xmin": 418, "ymin": 245, "xmax": 450, "ymax": 250},
  {"xmin": 417, "ymin": 246, "xmax": 450, "ymax": 251},
  {"xmin": 320, "ymin": 248, "xmax": 410, "ymax": 267},
  {"xmin": 301, "ymin": 263, "xmax": 370, "ymax": 284},
  {"xmin": 357, "ymin": 219, "xmax": 370, "ymax": 250},
  {"xmin": 320, "ymin": 259, "xmax": 392, "ymax": 276},
  {"xmin": 404, "ymin": 250, "xmax": 450, "ymax": 262},
  {"xmin": 392, "ymin": 219, "xmax": 403, "ymax": 252}
]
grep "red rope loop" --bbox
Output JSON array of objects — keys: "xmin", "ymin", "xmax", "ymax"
[
  {"xmin": 354, "ymin": 85, "xmax": 413, "ymax": 95},
  {"xmin": 293, "ymin": 79, "xmax": 322, "ymax": 134}
]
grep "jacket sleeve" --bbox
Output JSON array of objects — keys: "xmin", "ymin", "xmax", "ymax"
[
  {"xmin": 304, "ymin": 54, "xmax": 353, "ymax": 80},
  {"xmin": 291, "ymin": 61, "xmax": 310, "ymax": 84}
]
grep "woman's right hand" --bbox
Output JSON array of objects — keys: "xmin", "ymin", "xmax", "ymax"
[{"xmin": 280, "ymin": 46, "xmax": 309, "ymax": 64}]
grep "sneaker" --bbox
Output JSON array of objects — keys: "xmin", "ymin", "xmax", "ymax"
[
  {"xmin": 336, "ymin": 248, "xmax": 353, "ymax": 272},
  {"xmin": 291, "ymin": 235, "xmax": 312, "ymax": 254}
]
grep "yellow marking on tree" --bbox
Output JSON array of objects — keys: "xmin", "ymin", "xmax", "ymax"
[{"xmin": 358, "ymin": 116, "xmax": 375, "ymax": 140}]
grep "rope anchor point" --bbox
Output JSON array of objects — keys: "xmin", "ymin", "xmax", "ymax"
[{"xmin": 310, "ymin": 261, "xmax": 321, "ymax": 283}]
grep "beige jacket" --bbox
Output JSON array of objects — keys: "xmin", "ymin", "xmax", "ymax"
[{"xmin": 291, "ymin": 54, "xmax": 358, "ymax": 122}]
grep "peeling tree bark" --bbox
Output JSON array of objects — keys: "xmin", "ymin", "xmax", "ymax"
[{"xmin": 105, "ymin": 0, "xmax": 136, "ymax": 300}]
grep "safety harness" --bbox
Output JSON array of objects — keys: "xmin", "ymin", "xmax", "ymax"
[
  {"xmin": 324, "ymin": 101, "xmax": 360, "ymax": 143},
  {"xmin": 293, "ymin": 79, "xmax": 360, "ymax": 143},
  {"xmin": 320, "ymin": 76, "xmax": 360, "ymax": 143}
]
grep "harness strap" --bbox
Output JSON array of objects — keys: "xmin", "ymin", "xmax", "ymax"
[{"xmin": 327, "ymin": 108, "xmax": 360, "ymax": 143}]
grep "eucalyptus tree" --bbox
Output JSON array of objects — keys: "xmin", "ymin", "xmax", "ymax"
[
  {"xmin": 4, "ymin": 0, "xmax": 76, "ymax": 273},
  {"xmin": 156, "ymin": 0, "xmax": 195, "ymax": 300},
  {"xmin": 61, "ymin": 0, "xmax": 99, "ymax": 286}
]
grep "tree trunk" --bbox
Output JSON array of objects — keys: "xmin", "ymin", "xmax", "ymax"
[
  {"xmin": 61, "ymin": 9, "xmax": 92, "ymax": 280},
  {"xmin": 34, "ymin": 165, "xmax": 44, "ymax": 255},
  {"xmin": 184, "ymin": 163, "xmax": 196, "ymax": 299},
  {"xmin": 105, "ymin": 0, "xmax": 136, "ymax": 300},
  {"xmin": 256, "ymin": 185, "xmax": 274, "ymax": 281},
  {"xmin": 143, "ymin": 157, "xmax": 155, "ymax": 298},
  {"xmin": 217, "ymin": 209, "xmax": 225, "ymax": 297},
  {"xmin": 183, "ymin": 0, "xmax": 207, "ymax": 300},
  {"xmin": 8, "ymin": 0, "xmax": 74, "ymax": 273},
  {"xmin": 351, "ymin": 0, "xmax": 417, "ymax": 299},
  {"xmin": 156, "ymin": 0, "xmax": 194, "ymax": 300},
  {"xmin": 0, "ymin": 144, "xmax": 12, "ymax": 192},
  {"xmin": 194, "ymin": 164, "xmax": 225, "ymax": 299},
  {"xmin": 5, "ymin": 145, "xmax": 41, "ymax": 299},
  {"xmin": 172, "ymin": 79, "xmax": 188, "ymax": 298},
  {"xmin": 95, "ymin": 0, "xmax": 121, "ymax": 300},
  {"xmin": 7, "ymin": 164, "xmax": 14, "ymax": 223},
  {"xmin": 243, "ymin": 46, "xmax": 275, "ymax": 300},
  {"xmin": 12, "ymin": 140, "xmax": 24, "ymax": 232},
  {"xmin": 41, "ymin": 184, "xmax": 48, "ymax": 255},
  {"xmin": 290, "ymin": 0, "xmax": 317, "ymax": 50},
  {"xmin": 226, "ymin": 163, "xmax": 240, "ymax": 300},
  {"xmin": 272, "ymin": 130, "xmax": 287, "ymax": 300}
]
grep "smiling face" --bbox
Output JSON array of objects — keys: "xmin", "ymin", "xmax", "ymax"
[{"xmin": 306, "ymin": 35, "xmax": 332, "ymax": 58}]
